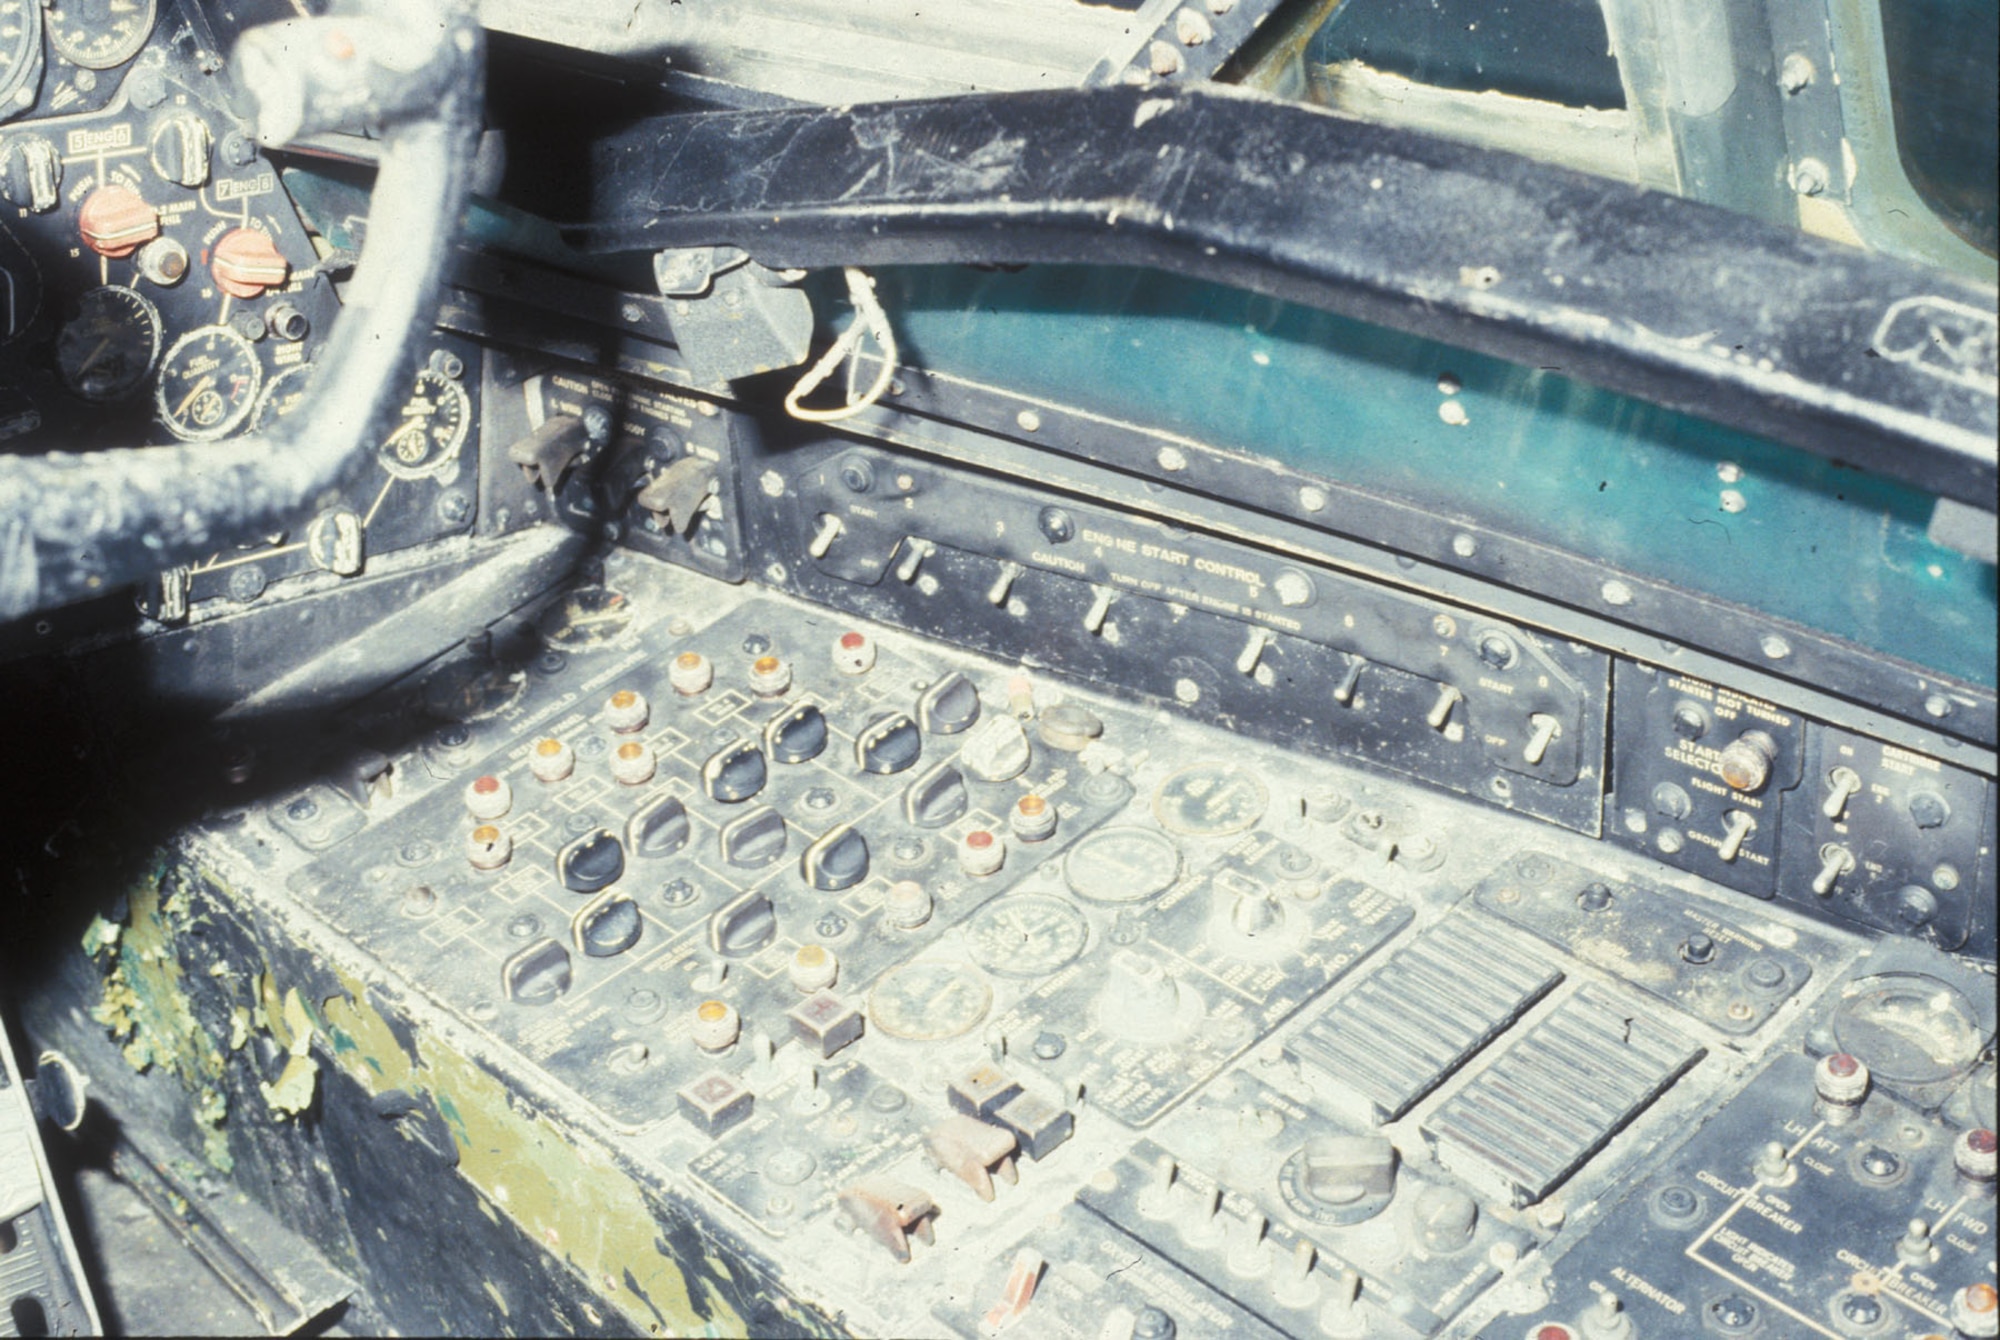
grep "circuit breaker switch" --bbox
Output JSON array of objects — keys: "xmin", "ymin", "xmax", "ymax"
[
  {"xmin": 603, "ymin": 688, "xmax": 649, "ymax": 733},
  {"xmin": 1813, "ymin": 1052, "xmax": 1869, "ymax": 1122},
  {"xmin": 788, "ymin": 944, "xmax": 839, "ymax": 994},
  {"xmin": 669, "ymin": 650, "xmax": 714, "ymax": 695},
  {"xmin": 747, "ymin": 655, "xmax": 792, "ymax": 697},
  {"xmin": 609, "ymin": 740, "xmax": 656, "ymax": 786},
  {"xmin": 463, "ymin": 774, "xmax": 511, "ymax": 820},
  {"xmin": 831, "ymin": 629, "xmax": 875, "ymax": 674},
  {"xmin": 528, "ymin": 736, "xmax": 574, "ymax": 783},
  {"xmin": 690, "ymin": 999, "xmax": 740, "ymax": 1053},
  {"xmin": 465, "ymin": 824, "xmax": 511, "ymax": 871}
]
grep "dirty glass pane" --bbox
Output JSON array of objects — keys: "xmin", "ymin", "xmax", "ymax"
[
  {"xmin": 1308, "ymin": 0, "xmax": 1626, "ymax": 109},
  {"xmin": 834, "ymin": 264, "xmax": 1995, "ymax": 687},
  {"xmin": 1880, "ymin": 0, "xmax": 2000, "ymax": 257}
]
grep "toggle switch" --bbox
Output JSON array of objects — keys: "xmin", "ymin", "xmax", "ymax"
[
  {"xmin": 807, "ymin": 512, "xmax": 844, "ymax": 558},
  {"xmin": 1717, "ymin": 809, "xmax": 1755, "ymax": 863},
  {"xmin": 1333, "ymin": 656, "xmax": 1365, "ymax": 706},
  {"xmin": 1822, "ymin": 766, "xmax": 1863, "ymax": 821},
  {"xmin": 1811, "ymin": 843, "xmax": 1855, "ymax": 896},
  {"xmin": 1236, "ymin": 627, "xmax": 1272, "ymax": 676},
  {"xmin": 1524, "ymin": 713, "xmax": 1561, "ymax": 765},
  {"xmin": 894, "ymin": 537, "xmax": 933, "ymax": 583},
  {"xmin": 987, "ymin": 561, "xmax": 1023, "ymax": 607},
  {"xmin": 1426, "ymin": 684, "xmax": 1462, "ymax": 731},
  {"xmin": 1083, "ymin": 586, "xmax": 1114, "ymax": 635}
]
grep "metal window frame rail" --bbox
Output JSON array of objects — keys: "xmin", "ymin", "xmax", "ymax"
[{"xmin": 558, "ymin": 81, "xmax": 1998, "ymax": 746}]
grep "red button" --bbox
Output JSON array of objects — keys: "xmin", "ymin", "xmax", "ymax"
[{"xmin": 472, "ymin": 776, "xmax": 501, "ymax": 794}]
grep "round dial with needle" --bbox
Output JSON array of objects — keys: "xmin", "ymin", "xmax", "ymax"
[
  {"xmin": 46, "ymin": 0, "xmax": 156, "ymax": 69},
  {"xmin": 56, "ymin": 285, "xmax": 161, "ymax": 402},
  {"xmin": 965, "ymin": 894, "xmax": 1089, "ymax": 978},
  {"xmin": 867, "ymin": 962, "xmax": 993, "ymax": 1040},
  {"xmin": 0, "ymin": 0, "xmax": 42, "ymax": 110},
  {"xmin": 378, "ymin": 367, "xmax": 470, "ymax": 479},
  {"xmin": 156, "ymin": 325, "xmax": 260, "ymax": 440},
  {"xmin": 250, "ymin": 362, "xmax": 315, "ymax": 431}
]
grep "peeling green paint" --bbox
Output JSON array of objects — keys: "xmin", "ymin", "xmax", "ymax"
[
  {"xmin": 88, "ymin": 864, "xmax": 236, "ymax": 1172},
  {"xmin": 320, "ymin": 976, "xmax": 846, "ymax": 1339}
]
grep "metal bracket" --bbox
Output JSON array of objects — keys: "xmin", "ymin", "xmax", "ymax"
[{"xmin": 651, "ymin": 247, "xmax": 812, "ymax": 385}]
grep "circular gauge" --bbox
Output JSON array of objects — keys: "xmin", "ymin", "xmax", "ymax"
[
  {"xmin": 0, "ymin": 0, "xmax": 41, "ymax": 109},
  {"xmin": 1831, "ymin": 973, "xmax": 1984, "ymax": 1091},
  {"xmin": 156, "ymin": 325, "xmax": 261, "ymax": 440},
  {"xmin": 538, "ymin": 587, "xmax": 632, "ymax": 650},
  {"xmin": 55, "ymin": 285, "xmax": 161, "ymax": 402},
  {"xmin": 1063, "ymin": 825, "xmax": 1182, "ymax": 904},
  {"xmin": 379, "ymin": 367, "xmax": 471, "ymax": 479},
  {"xmin": 250, "ymin": 362, "xmax": 315, "ymax": 431},
  {"xmin": 867, "ymin": 961, "xmax": 993, "ymax": 1041},
  {"xmin": 965, "ymin": 894, "xmax": 1090, "ymax": 978},
  {"xmin": 46, "ymin": 0, "xmax": 154, "ymax": 68},
  {"xmin": 1152, "ymin": 761, "xmax": 1269, "ymax": 836}
]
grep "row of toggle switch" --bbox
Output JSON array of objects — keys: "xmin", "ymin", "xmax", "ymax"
[{"xmin": 811, "ymin": 523, "xmax": 1574, "ymax": 770}]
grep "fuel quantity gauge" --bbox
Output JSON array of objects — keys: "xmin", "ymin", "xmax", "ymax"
[
  {"xmin": 56, "ymin": 285, "xmax": 160, "ymax": 402},
  {"xmin": 156, "ymin": 325, "xmax": 261, "ymax": 440}
]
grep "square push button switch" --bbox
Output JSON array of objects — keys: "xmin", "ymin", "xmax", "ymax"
[{"xmin": 789, "ymin": 990, "xmax": 865, "ymax": 1058}]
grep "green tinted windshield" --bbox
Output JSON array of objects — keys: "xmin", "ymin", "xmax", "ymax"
[{"xmin": 846, "ymin": 264, "xmax": 1996, "ymax": 687}]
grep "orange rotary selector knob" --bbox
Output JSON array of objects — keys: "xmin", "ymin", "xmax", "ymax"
[
  {"xmin": 77, "ymin": 185, "xmax": 160, "ymax": 258},
  {"xmin": 210, "ymin": 227, "xmax": 290, "ymax": 299}
]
